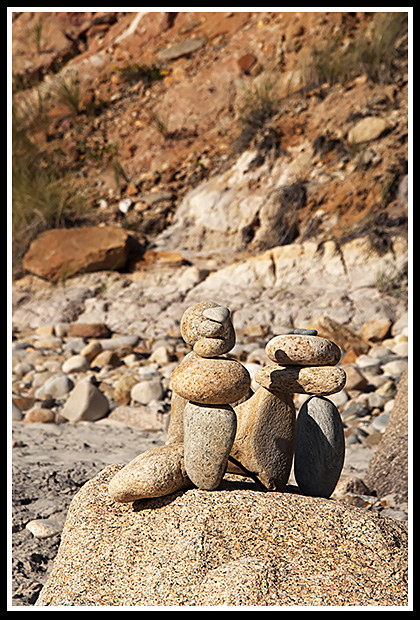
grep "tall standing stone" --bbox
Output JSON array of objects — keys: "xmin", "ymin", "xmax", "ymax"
[{"xmin": 294, "ymin": 396, "xmax": 345, "ymax": 498}]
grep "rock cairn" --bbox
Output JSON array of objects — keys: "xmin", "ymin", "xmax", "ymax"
[
  {"xmin": 108, "ymin": 301, "xmax": 251, "ymax": 500},
  {"xmin": 170, "ymin": 302, "xmax": 250, "ymax": 490},
  {"xmin": 265, "ymin": 332, "xmax": 345, "ymax": 498},
  {"xmin": 109, "ymin": 304, "xmax": 347, "ymax": 502},
  {"xmin": 229, "ymin": 330, "xmax": 346, "ymax": 494}
]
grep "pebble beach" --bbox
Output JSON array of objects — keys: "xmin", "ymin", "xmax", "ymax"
[{"xmin": 11, "ymin": 302, "xmax": 409, "ymax": 605}]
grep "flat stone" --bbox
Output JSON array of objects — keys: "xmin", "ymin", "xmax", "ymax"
[
  {"xmin": 254, "ymin": 364, "xmax": 346, "ymax": 396},
  {"xmin": 184, "ymin": 402, "xmax": 236, "ymax": 490},
  {"xmin": 67, "ymin": 323, "xmax": 111, "ymax": 339},
  {"xmin": 197, "ymin": 319, "xmax": 225, "ymax": 338},
  {"xmin": 347, "ymin": 116, "xmax": 391, "ymax": 144},
  {"xmin": 23, "ymin": 226, "xmax": 132, "ymax": 282},
  {"xmin": 99, "ymin": 335, "xmax": 139, "ymax": 350},
  {"xmin": 202, "ymin": 306, "xmax": 230, "ymax": 323},
  {"xmin": 294, "ymin": 396, "xmax": 345, "ymax": 498},
  {"xmin": 157, "ymin": 35, "xmax": 207, "ymax": 61},
  {"xmin": 170, "ymin": 356, "xmax": 250, "ymax": 404},
  {"xmin": 108, "ymin": 444, "xmax": 191, "ymax": 502},
  {"xmin": 265, "ymin": 334, "xmax": 341, "ymax": 366}
]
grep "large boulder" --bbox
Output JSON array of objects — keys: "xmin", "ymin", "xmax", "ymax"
[
  {"xmin": 23, "ymin": 226, "xmax": 136, "ymax": 281},
  {"xmin": 36, "ymin": 465, "xmax": 408, "ymax": 607},
  {"xmin": 364, "ymin": 369, "xmax": 409, "ymax": 503}
]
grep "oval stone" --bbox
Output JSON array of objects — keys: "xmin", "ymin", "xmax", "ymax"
[
  {"xmin": 108, "ymin": 444, "xmax": 191, "ymax": 502},
  {"xmin": 254, "ymin": 364, "xmax": 346, "ymax": 396},
  {"xmin": 202, "ymin": 306, "xmax": 230, "ymax": 323},
  {"xmin": 183, "ymin": 402, "xmax": 236, "ymax": 490},
  {"xmin": 294, "ymin": 396, "xmax": 345, "ymax": 498},
  {"xmin": 265, "ymin": 335, "xmax": 341, "ymax": 366},
  {"xmin": 170, "ymin": 356, "xmax": 250, "ymax": 404}
]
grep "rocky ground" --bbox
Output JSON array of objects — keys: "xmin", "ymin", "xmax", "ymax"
[
  {"xmin": 10, "ymin": 10, "xmax": 410, "ymax": 608},
  {"xmin": 11, "ymin": 294, "xmax": 409, "ymax": 605}
]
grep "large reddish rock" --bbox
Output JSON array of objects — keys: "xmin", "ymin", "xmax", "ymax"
[{"xmin": 23, "ymin": 226, "xmax": 133, "ymax": 281}]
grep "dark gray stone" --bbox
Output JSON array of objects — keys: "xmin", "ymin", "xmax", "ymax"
[{"xmin": 294, "ymin": 396, "xmax": 345, "ymax": 498}]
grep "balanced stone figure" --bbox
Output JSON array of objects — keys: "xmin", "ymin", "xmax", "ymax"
[{"xmin": 108, "ymin": 302, "xmax": 346, "ymax": 502}]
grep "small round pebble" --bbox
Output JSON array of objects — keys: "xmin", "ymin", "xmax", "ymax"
[
  {"xmin": 202, "ymin": 306, "xmax": 230, "ymax": 323},
  {"xmin": 62, "ymin": 354, "xmax": 90, "ymax": 374},
  {"xmin": 26, "ymin": 518, "xmax": 62, "ymax": 539}
]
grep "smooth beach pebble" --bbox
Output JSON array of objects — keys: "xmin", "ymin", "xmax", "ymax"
[
  {"xmin": 202, "ymin": 306, "xmax": 230, "ymax": 323},
  {"xmin": 183, "ymin": 402, "xmax": 237, "ymax": 490},
  {"xmin": 265, "ymin": 335, "xmax": 341, "ymax": 366},
  {"xmin": 254, "ymin": 364, "xmax": 346, "ymax": 396},
  {"xmin": 197, "ymin": 319, "xmax": 226, "ymax": 338},
  {"xmin": 294, "ymin": 396, "xmax": 345, "ymax": 498},
  {"xmin": 170, "ymin": 356, "xmax": 250, "ymax": 404},
  {"xmin": 193, "ymin": 336, "xmax": 235, "ymax": 357},
  {"xmin": 108, "ymin": 444, "xmax": 191, "ymax": 502}
]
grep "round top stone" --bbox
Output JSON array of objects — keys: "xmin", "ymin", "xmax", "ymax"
[
  {"xmin": 265, "ymin": 334, "xmax": 341, "ymax": 366},
  {"xmin": 180, "ymin": 302, "xmax": 235, "ymax": 357},
  {"xmin": 170, "ymin": 355, "xmax": 250, "ymax": 404}
]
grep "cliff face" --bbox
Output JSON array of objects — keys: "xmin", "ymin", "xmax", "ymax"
[{"xmin": 12, "ymin": 11, "xmax": 409, "ymax": 273}]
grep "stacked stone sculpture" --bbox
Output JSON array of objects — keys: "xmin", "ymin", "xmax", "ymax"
[
  {"xmin": 253, "ymin": 332, "xmax": 346, "ymax": 497},
  {"xmin": 108, "ymin": 302, "xmax": 346, "ymax": 503},
  {"xmin": 170, "ymin": 302, "xmax": 250, "ymax": 490}
]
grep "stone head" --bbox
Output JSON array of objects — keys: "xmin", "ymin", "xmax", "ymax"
[{"xmin": 180, "ymin": 301, "xmax": 235, "ymax": 357}]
